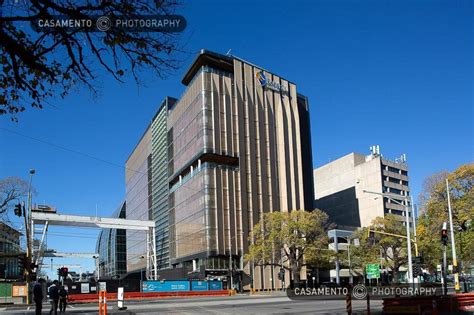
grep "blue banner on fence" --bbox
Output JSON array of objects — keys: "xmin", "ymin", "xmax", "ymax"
[
  {"xmin": 191, "ymin": 281, "xmax": 208, "ymax": 291},
  {"xmin": 142, "ymin": 281, "xmax": 190, "ymax": 292},
  {"xmin": 209, "ymin": 281, "xmax": 223, "ymax": 290}
]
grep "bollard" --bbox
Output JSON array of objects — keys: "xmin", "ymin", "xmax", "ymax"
[
  {"xmin": 99, "ymin": 290, "xmax": 107, "ymax": 315},
  {"xmin": 346, "ymin": 293, "xmax": 352, "ymax": 315},
  {"xmin": 98, "ymin": 291, "xmax": 103, "ymax": 314},
  {"xmin": 117, "ymin": 287, "xmax": 127, "ymax": 310},
  {"xmin": 366, "ymin": 292, "xmax": 370, "ymax": 315}
]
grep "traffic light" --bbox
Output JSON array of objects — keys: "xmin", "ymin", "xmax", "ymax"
[
  {"xmin": 368, "ymin": 229, "xmax": 375, "ymax": 244},
  {"xmin": 278, "ymin": 268, "xmax": 285, "ymax": 280},
  {"xmin": 413, "ymin": 263, "xmax": 422, "ymax": 278},
  {"xmin": 58, "ymin": 267, "xmax": 69, "ymax": 278},
  {"xmin": 441, "ymin": 222, "xmax": 448, "ymax": 245},
  {"xmin": 14, "ymin": 203, "xmax": 22, "ymax": 217}
]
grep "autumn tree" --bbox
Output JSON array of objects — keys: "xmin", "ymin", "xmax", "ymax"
[
  {"xmin": 417, "ymin": 163, "xmax": 474, "ymax": 271},
  {"xmin": 0, "ymin": 0, "xmax": 184, "ymax": 120},
  {"xmin": 245, "ymin": 209, "xmax": 330, "ymax": 288}
]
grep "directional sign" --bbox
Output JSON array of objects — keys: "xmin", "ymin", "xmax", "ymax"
[{"xmin": 366, "ymin": 264, "xmax": 380, "ymax": 279}]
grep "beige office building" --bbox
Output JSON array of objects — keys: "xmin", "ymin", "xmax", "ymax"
[
  {"xmin": 167, "ymin": 50, "xmax": 314, "ymax": 290},
  {"xmin": 314, "ymin": 147, "xmax": 411, "ymax": 229}
]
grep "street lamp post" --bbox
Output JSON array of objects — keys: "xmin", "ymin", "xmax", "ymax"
[
  {"xmin": 363, "ymin": 190, "xmax": 413, "ymax": 284},
  {"xmin": 139, "ymin": 255, "xmax": 145, "ymax": 292}
]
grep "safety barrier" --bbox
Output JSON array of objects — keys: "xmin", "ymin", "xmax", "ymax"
[
  {"xmin": 383, "ymin": 293, "xmax": 474, "ymax": 315},
  {"xmin": 69, "ymin": 290, "xmax": 229, "ymax": 303},
  {"xmin": 98, "ymin": 290, "xmax": 107, "ymax": 315},
  {"xmin": 345, "ymin": 293, "xmax": 352, "ymax": 315}
]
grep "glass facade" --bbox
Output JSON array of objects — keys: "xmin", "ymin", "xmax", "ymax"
[
  {"xmin": 125, "ymin": 126, "xmax": 152, "ymax": 273},
  {"xmin": 151, "ymin": 98, "xmax": 175, "ymax": 270},
  {"xmin": 96, "ymin": 202, "xmax": 127, "ymax": 279},
  {"xmin": 112, "ymin": 50, "xmax": 313, "ymax": 290}
]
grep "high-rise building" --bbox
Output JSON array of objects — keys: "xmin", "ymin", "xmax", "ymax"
[
  {"xmin": 313, "ymin": 146, "xmax": 410, "ymax": 229},
  {"xmin": 165, "ymin": 50, "xmax": 313, "ymax": 290},
  {"xmin": 116, "ymin": 50, "xmax": 313, "ymax": 289}
]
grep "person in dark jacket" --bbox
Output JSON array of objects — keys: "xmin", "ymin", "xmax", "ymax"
[
  {"xmin": 48, "ymin": 280, "xmax": 60, "ymax": 315},
  {"xmin": 58, "ymin": 286, "xmax": 68, "ymax": 313},
  {"xmin": 33, "ymin": 279, "xmax": 44, "ymax": 315}
]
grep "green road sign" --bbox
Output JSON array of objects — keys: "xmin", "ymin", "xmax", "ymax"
[{"xmin": 366, "ymin": 263, "xmax": 380, "ymax": 279}]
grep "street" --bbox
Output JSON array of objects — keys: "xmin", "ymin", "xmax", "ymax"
[{"xmin": 0, "ymin": 294, "xmax": 383, "ymax": 314}]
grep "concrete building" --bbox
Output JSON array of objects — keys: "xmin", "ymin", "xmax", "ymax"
[
  {"xmin": 119, "ymin": 50, "xmax": 314, "ymax": 290},
  {"xmin": 314, "ymin": 146, "xmax": 410, "ymax": 229},
  {"xmin": 0, "ymin": 222, "xmax": 21, "ymax": 279}
]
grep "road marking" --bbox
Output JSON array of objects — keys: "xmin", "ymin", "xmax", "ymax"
[
  {"xmin": 27, "ymin": 306, "xmax": 31, "ymax": 310},
  {"xmin": 69, "ymin": 304, "xmax": 75, "ymax": 308}
]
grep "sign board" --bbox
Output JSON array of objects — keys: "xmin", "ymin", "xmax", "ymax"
[
  {"xmin": 117, "ymin": 287, "xmax": 124, "ymax": 308},
  {"xmin": 366, "ymin": 264, "xmax": 380, "ymax": 279},
  {"xmin": 80, "ymin": 283, "xmax": 90, "ymax": 294},
  {"xmin": 12, "ymin": 285, "xmax": 27, "ymax": 297},
  {"xmin": 98, "ymin": 282, "xmax": 106, "ymax": 292},
  {"xmin": 209, "ymin": 281, "xmax": 223, "ymax": 290},
  {"xmin": 31, "ymin": 205, "xmax": 57, "ymax": 213},
  {"xmin": 142, "ymin": 281, "xmax": 190, "ymax": 293},
  {"xmin": 437, "ymin": 265, "xmax": 442, "ymax": 272},
  {"xmin": 191, "ymin": 281, "xmax": 208, "ymax": 291}
]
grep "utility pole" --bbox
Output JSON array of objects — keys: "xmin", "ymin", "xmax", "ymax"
[
  {"xmin": 446, "ymin": 179, "xmax": 460, "ymax": 292},
  {"xmin": 441, "ymin": 222, "xmax": 448, "ymax": 295},
  {"xmin": 404, "ymin": 196, "xmax": 413, "ymax": 284},
  {"xmin": 25, "ymin": 169, "xmax": 35, "ymax": 305}
]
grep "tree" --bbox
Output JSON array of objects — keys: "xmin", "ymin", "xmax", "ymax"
[
  {"xmin": 0, "ymin": 176, "xmax": 34, "ymax": 214},
  {"xmin": 347, "ymin": 227, "xmax": 380, "ymax": 277},
  {"xmin": 417, "ymin": 163, "xmax": 474, "ymax": 271},
  {"xmin": 418, "ymin": 171, "xmax": 449, "ymax": 215},
  {"xmin": 350, "ymin": 215, "xmax": 409, "ymax": 284},
  {"xmin": 0, "ymin": 0, "xmax": 184, "ymax": 120},
  {"xmin": 245, "ymin": 209, "xmax": 330, "ymax": 288}
]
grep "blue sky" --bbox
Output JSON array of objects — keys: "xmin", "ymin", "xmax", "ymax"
[{"xmin": 1, "ymin": 0, "xmax": 472, "ymax": 278}]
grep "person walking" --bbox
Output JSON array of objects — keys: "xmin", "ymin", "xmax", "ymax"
[
  {"xmin": 33, "ymin": 279, "xmax": 44, "ymax": 315},
  {"xmin": 58, "ymin": 286, "xmax": 68, "ymax": 313},
  {"xmin": 48, "ymin": 280, "xmax": 60, "ymax": 315}
]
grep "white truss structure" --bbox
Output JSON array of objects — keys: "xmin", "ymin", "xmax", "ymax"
[{"xmin": 31, "ymin": 211, "xmax": 157, "ymax": 280}]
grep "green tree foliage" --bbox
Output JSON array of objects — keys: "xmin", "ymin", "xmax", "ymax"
[
  {"xmin": 0, "ymin": 0, "xmax": 183, "ymax": 120},
  {"xmin": 417, "ymin": 163, "xmax": 474, "ymax": 271},
  {"xmin": 245, "ymin": 209, "xmax": 330, "ymax": 288},
  {"xmin": 346, "ymin": 227, "xmax": 379, "ymax": 273},
  {"xmin": 351, "ymin": 215, "xmax": 409, "ymax": 283}
]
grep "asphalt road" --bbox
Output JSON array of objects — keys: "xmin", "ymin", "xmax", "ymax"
[{"xmin": 1, "ymin": 294, "xmax": 383, "ymax": 315}]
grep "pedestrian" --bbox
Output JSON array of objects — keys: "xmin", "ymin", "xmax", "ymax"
[
  {"xmin": 33, "ymin": 279, "xmax": 44, "ymax": 315},
  {"xmin": 48, "ymin": 280, "xmax": 60, "ymax": 315},
  {"xmin": 58, "ymin": 285, "xmax": 68, "ymax": 313}
]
